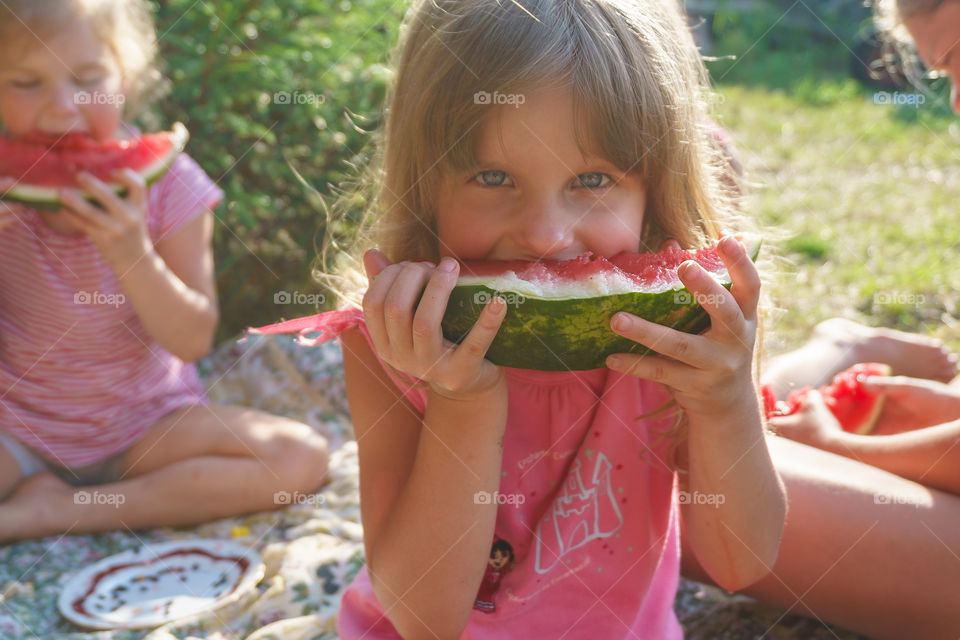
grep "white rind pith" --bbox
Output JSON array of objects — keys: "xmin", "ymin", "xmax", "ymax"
[{"xmin": 457, "ymin": 267, "xmax": 731, "ymax": 299}]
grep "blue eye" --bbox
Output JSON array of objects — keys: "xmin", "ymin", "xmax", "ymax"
[
  {"xmin": 474, "ymin": 170, "xmax": 511, "ymax": 187},
  {"xmin": 76, "ymin": 76, "xmax": 103, "ymax": 88},
  {"xmin": 10, "ymin": 79, "xmax": 40, "ymax": 89},
  {"xmin": 577, "ymin": 173, "xmax": 611, "ymax": 188}
]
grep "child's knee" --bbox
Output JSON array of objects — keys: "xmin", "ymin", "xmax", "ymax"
[{"xmin": 264, "ymin": 420, "xmax": 329, "ymax": 492}]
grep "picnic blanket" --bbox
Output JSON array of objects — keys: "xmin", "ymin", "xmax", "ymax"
[{"xmin": 0, "ymin": 334, "xmax": 867, "ymax": 639}]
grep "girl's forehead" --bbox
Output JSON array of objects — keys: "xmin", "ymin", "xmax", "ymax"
[{"xmin": 2, "ymin": 19, "xmax": 113, "ymax": 72}]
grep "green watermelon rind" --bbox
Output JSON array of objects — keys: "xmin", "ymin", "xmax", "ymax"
[
  {"xmin": 440, "ymin": 238, "xmax": 761, "ymax": 371},
  {"xmin": 0, "ymin": 122, "xmax": 189, "ymax": 211}
]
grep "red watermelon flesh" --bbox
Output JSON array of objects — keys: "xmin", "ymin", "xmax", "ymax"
[
  {"xmin": 763, "ymin": 362, "xmax": 892, "ymax": 434},
  {"xmin": 0, "ymin": 123, "xmax": 188, "ymax": 209},
  {"xmin": 457, "ymin": 240, "xmax": 744, "ymax": 298}
]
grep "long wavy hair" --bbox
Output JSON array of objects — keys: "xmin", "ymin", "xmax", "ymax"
[{"xmin": 321, "ymin": 0, "xmax": 743, "ymax": 307}]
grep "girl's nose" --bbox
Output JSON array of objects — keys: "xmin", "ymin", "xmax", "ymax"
[
  {"xmin": 48, "ymin": 84, "xmax": 80, "ymax": 115},
  {"xmin": 515, "ymin": 202, "xmax": 576, "ymax": 259}
]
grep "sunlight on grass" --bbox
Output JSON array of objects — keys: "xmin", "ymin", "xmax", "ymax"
[{"xmin": 714, "ymin": 78, "xmax": 960, "ymax": 355}]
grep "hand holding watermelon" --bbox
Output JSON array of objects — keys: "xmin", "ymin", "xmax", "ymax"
[
  {"xmin": 362, "ymin": 249, "xmax": 508, "ymax": 401},
  {"xmin": 58, "ymin": 168, "xmax": 153, "ymax": 273},
  {"xmin": 606, "ymin": 236, "xmax": 761, "ymax": 418}
]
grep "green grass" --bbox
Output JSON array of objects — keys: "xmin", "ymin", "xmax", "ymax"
[{"xmin": 709, "ymin": 44, "xmax": 960, "ymax": 357}]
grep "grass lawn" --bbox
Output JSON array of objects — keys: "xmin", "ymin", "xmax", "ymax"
[{"xmin": 710, "ymin": 47, "xmax": 960, "ymax": 359}]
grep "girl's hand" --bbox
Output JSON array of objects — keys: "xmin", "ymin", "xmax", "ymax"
[
  {"xmin": 606, "ymin": 236, "xmax": 760, "ymax": 418},
  {"xmin": 767, "ymin": 390, "xmax": 843, "ymax": 449},
  {"xmin": 59, "ymin": 169, "xmax": 153, "ymax": 273},
  {"xmin": 0, "ymin": 177, "xmax": 27, "ymax": 232},
  {"xmin": 862, "ymin": 376, "xmax": 960, "ymax": 435},
  {"xmin": 362, "ymin": 249, "xmax": 507, "ymax": 400}
]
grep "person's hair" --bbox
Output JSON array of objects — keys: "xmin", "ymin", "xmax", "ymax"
[
  {"xmin": 491, "ymin": 539, "xmax": 514, "ymax": 561},
  {"xmin": 321, "ymin": 0, "xmax": 743, "ymax": 307},
  {"xmin": 0, "ymin": 0, "xmax": 164, "ymax": 116}
]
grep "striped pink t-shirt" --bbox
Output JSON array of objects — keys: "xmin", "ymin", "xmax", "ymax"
[{"xmin": 0, "ymin": 153, "xmax": 223, "ymax": 468}]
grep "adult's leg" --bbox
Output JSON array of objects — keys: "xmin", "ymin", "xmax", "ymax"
[
  {"xmin": 763, "ymin": 318, "xmax": 956, "ymax": 397},
  {"xmin": 683, "ymin": 435, "xmax": 960, "ymax": 640}
]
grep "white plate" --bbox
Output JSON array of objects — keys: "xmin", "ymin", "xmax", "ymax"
[{"xmin": 58, "ymin": 539, "xmax": 265, "ymax": 630}]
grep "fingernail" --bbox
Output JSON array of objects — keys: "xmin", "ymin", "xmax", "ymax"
[
  {"xmin": 439, "ymin": 258, "xmax": 457, "ymax": 273},
  {"xmin": 612, "ymin": 313, "xmax": 631, "ymax": 331},
  {"xmin": 606, "ymin": 355, "xmax": 624, "ymax": 369},
  {"xmin": 678, "ymin": 261, "xmax": 698, "ymax": 279}
]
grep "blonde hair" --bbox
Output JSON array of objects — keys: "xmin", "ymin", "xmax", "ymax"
[
  {"xmin": 0, "ymin": 0, "xmax": 163, "ymax": 116},
  {"xmin": 323, "ymin": 0, "xmax": 742, "ymax": 305}
]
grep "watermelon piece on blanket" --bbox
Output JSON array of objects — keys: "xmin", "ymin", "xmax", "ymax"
[
  {"xmin": 762, "ymin": 362, "xmax": 892, "ymax": 434},
  {"xmin": 440, "ymin": 235, "xmax": 761, "ymax": 370},
  {"xmin": 0, "ymin": 123, "xmax": 188, "ymax": 210}
]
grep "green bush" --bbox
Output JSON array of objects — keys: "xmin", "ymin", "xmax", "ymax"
[{"xmin": 148, "ymin": 0, "xmax": 404, "ymax": 341}]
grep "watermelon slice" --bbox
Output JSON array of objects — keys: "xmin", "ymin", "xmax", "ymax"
[
  {"xmin": 0, "ymin": 123, "xmax": 188, "ymax": 210},
  {"xmin": 440, "ymin": 235, "xmax": 762, "ymax": 371},
  {"xmin": 762, "ymin": 362, "xmax": 892, "ymax": 434}
]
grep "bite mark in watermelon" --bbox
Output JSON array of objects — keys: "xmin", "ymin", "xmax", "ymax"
[
  {"xmin": 762, "ymin": 362, "xmax": 892, "ymax": 434},
  {"xmin": 0, "ymin": 123, "xmax": 189, "ymax": 210},
  {"xmin": 440, "ymin": 235, "xmax": 762, "ymax": 371}
]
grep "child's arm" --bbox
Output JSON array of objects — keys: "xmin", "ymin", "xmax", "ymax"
[
  {"xmin": 607, "ymin": 237, "xmax": 786, "ymax": 592},
  {"xmin": 60, "ymin": 170, "xmax": 218, "ymax": 362},
  {"xmin": 340, "ymin": 252, "xmax": 509, "ymax": 639},
  {"xmin": 770, "ymin": 389, "xmax": 960, "ymax": 495}
]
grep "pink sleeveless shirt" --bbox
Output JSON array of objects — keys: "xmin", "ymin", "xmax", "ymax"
[
  {"xmin": 0, "ymin": 153, "xmax": 223, "ymax": 467},
  {"xmin": 255, "ymin": 310, "xmax": 684, "ymax": 639}
]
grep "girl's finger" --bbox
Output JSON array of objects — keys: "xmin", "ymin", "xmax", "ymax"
[
  {"xmin": 76, "ymin": 172, "xmax": 125, "ymax": 216},
  {"xmin": 605, "ymin": 350, "xmax": 688, "ymax": 389},
  {"xmin": 113, "ymin": 169, "xmax": 147, "ymax": 209},
  {"xmin": 448, "ymin": 295, "xmax": 507, "ymax": 371},
  {"xmin": 609, "ymin": 312, "xmax": 713, "ymax": 369},
  {"xmin": 381, "ymin": 261, "xmax": 433, "ymax": 357},
  {"xmin": 677, "ymin": 260, "xmax": 744, "ymax": 339},
  {"xmin": 720, "ymin": 236, "xmax": 761, "ymax": 321},
  {"xmin": 361, "ymin": 261, "xmax": 405, "ymax": 354},
  {"xmin": 59, "ymin": 190, "xmax": 118, "ymax": 231},
  {"xmin": 411, "ymin": 258, "xmax": 459, "ymax": 363},
  {"xmin": 659, "ymin": 238, "xmax": 682, "ymax": 251},
  {"xmin": 363, "ymin": 249, "xmax": 392, "ymax": 281}
]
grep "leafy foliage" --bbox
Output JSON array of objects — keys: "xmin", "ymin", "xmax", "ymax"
[{"xmin": 148, "ymin": 0, "xmax": 403, "ymax": 339}]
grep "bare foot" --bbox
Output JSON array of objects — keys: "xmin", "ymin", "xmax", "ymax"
[
  {"xmin": 764, "ymin": 318, "xmax": 957, "ymax": 397},
  {"xmin": 0, "ymin": 472, "xmax": 74, "ymax": 542}
]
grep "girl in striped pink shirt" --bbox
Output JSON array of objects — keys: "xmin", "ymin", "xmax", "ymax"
[{"xmin": 0, "ymin": 0, "xmax": 328, "ymax": 542}]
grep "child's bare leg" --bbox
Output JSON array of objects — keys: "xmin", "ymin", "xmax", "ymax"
[
  {"xmin": 682, "ymin": 435, "xmax": 960, "ymax": 639},
  {"xmin": 0, "ymin": 444, "xmax": 23, "ymax": 502},
  {"xmin": 763, "ymin": 318, "xmax": 957, "ymax": 397},
  {"xmin": 0, "ymin": 404, "xmax": 329, "ymax": 541}
]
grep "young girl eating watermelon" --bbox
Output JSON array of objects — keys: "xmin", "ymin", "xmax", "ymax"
[
  {"xmin": 263, "ymin": 0, "xmax": 787, "ymax": 636},
  {"xmin": 0, "ymin": 0, "xmax": 329, "ymax": 541}
]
